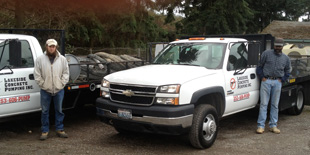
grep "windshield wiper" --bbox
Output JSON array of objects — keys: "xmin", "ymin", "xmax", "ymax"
[
  {"xmin": 0, "ymin": 65, "xmax": 14, "ymax": 75},
  {"xmin": 178, "ymin": 63, "xmax": 200, "ymax": 66}
]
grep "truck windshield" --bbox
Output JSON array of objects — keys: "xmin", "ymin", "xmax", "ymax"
[{"xmin": 153, "ymin": 43, "xmax": 227, "ymax": 69}]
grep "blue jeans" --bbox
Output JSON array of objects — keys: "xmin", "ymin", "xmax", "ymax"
[
  {"xmin": 257, "ymin": 79, "xmax": 282, "ymax": 128},
  {"xmin": 40, "ymin": 89, "xmax": 65, "ymax": 133}
]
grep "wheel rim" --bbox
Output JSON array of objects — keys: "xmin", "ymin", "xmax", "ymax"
[
  {"xmin": 202, "ymin": 114, "xmax": 217, "ymax": 141},
  {"xmin": 296, "ymin": 91, "xmax": 304, "ymax": 110}
]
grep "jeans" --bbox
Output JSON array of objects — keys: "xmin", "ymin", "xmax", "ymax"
[
  {"xmin": 40, "ymin": 89, "xmax": 65, "ymax": 133},
  {"xmin": 257, "ymin": 79, "xmax": 282, "ymax": 128}
]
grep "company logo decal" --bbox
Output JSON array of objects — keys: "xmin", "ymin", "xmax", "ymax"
[
  {"xmin": 230, "ymin": 78, "xmax": 236, "ymax": 90},
  {"xmin": 122, "ymin": 90, "xmax": 135, "ymax": 97},
  {"xmin": 237, "ymin": 76, "xmax": 251, "ymax": 89},
  {"xmin": 4, "ymin": 77, "xmax": 34, "ymax": 92}
]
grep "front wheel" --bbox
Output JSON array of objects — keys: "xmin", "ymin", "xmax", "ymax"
[
  {"xmin": 189, "ymin": 104, "xmax": 219, "ymax": 149},
  {"xmin": 287, "ymin": 86, "xmax": 304, "ymax": 115}
]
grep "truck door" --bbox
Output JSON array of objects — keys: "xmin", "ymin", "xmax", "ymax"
[
  {"xmin": 0, "ymin": 39, "xmax": 41, "ymax": 118},
  {"xmin": 224, "ymin": 42, "xmax": 260, "ymax": 115}
]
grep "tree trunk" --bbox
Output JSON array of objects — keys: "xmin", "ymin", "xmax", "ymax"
[{"xmin": 14, "ymin": 0, "xmax": 24, "ymax": 28}]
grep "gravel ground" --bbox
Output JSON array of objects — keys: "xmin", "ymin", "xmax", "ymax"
[{"xmin": 0, "ymin": 105, "xmax": 310, "ymax": 155}]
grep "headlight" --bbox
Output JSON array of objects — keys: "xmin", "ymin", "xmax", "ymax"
[
  {"xmin": 101, "ymin": 79, "xmax": 110, "ymax": 88},
  {"xmin": 156, "ymin": 97, "xmax": 179, "ymax": 105},
  {"xmin": 101, "ymin": 79, "xmax": 110, "ymax": 98},
  {"xmin": 101, "ymin": 91, "xmax": 110, "ymax": 98},
  {"xmin": 158, "ymin": 84, "xmax": 180, "ymax": 93}
]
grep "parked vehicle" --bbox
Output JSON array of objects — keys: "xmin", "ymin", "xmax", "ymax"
[
  {"xmin": 96, "ymin": 34, "xmax": 310, "ymax": 149},
  {"xmin": 0, "ymin": 34, "xmax": 143, "ymax": 121}
]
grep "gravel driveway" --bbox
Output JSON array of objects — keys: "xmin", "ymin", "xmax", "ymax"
[{"xmin": 0, "ymin": 105, "xmax": 310, "ymax": 155}]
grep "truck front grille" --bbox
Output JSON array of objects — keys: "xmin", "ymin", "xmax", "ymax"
[{"xmin": 109, "ymin": 83, "xmax": 157, "ymax": 106}]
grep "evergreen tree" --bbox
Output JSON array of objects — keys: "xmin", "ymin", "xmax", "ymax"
[{"xmin": 175, "ymin": 0, "xmax": 254, "ymax": 35}]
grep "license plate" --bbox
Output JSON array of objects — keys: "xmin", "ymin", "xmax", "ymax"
[{"xmin": 117, "ymin": 108, "xmax": 132, "ymax": 119}]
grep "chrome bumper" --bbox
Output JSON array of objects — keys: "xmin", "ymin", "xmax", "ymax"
[{"xmin": 98, "ymin": 108, "xmax": 193, "ymax": 128}]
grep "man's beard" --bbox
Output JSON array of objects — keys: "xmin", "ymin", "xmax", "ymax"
[
  {"xmin": 47, "ymin": 51, "xmax": 56, "ymax": 57},
  {"xmin": 275, "ymin": 49, "xmax": 282, "ymax": 55}
]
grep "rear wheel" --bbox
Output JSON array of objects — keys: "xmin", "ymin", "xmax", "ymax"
[
  {"xmin": 189, "ymin": 104, "xmax": 218, "ymax": 149},
  {"xmin": 287, "ymin": 86, "xmax": 304, "ymax": 115}
]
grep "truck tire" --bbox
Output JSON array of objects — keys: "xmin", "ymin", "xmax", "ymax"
[
  {"xmin": 287, "ymin": 86, "xmax": 304, "ymax": 115},
  {"xmin": 189, "ymin": 104, "xmax": 218, "ymax": 149}
]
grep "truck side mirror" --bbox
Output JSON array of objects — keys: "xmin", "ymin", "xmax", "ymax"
[
  {"xmin": 9, "ymin": 39, "xmax": 22, "ymax": 67},
  {"xmin": 248, "ymin": 43, "xmax": 260, "ymax": 66}
]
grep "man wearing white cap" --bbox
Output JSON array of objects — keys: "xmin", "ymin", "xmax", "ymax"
[
  {"xmin": 256, "ymin": 38, "xmax": 291, "ymax": 134},
  {"xmin": 34, "ymin": 39, "xmax": 69, "ymax": 140}
]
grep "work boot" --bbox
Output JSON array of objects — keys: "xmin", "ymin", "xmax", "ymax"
[
  {"xmin": 56, "ymin": 130, "xmax": 68, "ymax": 138},
  {"xmin": 256, "ymin": 127, "xmax": 264, "ymax": 134},
  {"xmin": 269, "ymin": 127, "xmax": 280, "ymax": 134},
  {"xmin": 40, "ymin": 132, "xmax": 48, "ymax": 140}
]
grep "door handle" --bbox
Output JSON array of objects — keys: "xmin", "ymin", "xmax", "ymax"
[
  {"xmin": 29, "ymin": 74, "xmax": 34, "ymax": 80},
  {"xmin": 250, "ymin": 73, "xmax": 256, "ymax": 79}
]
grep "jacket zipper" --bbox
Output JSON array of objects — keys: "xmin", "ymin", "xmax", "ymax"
[
  {"xmin": 50, "ymin": 55, "xmax": 58, "ymax": 95},
  {"xmin": 51, "ymin": 64, "xmax": 54, "ymax": 95}
]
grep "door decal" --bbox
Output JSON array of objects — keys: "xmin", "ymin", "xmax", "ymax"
[
  {"xmin": 233, "ymin": 93, "xmax": 250, "ymax": 102},
  {"xmin": 0, "ymin": 95, "xmax": 30, "ymax": 105},
  {"xmin": 237, "ymin": 76, "xmax": 251, "ymax": 89},
  {"xmin": 230, "ymin": 78, "xmax": 236, "ymax": 90},
  {"xmin": 4, "ymin": 77, "xmax": 33, "ymax": 92}
]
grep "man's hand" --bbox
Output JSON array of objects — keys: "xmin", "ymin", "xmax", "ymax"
[{"xmin": 262, "ymin": 77, "xmax": 267, "ymax": 81}]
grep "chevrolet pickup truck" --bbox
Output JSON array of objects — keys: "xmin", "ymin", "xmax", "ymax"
[{"xmin": 96, "ymin": 34, "xmax": 310, "ymax": 149}]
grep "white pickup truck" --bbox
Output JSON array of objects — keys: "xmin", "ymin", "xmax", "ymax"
[
  {"xmin": 96, "ymin": 34, "xmax": 309, "ymax": 149},
  {"xmin": 0, "ymin": 34, "xmax": 103, "ymax": 121}
]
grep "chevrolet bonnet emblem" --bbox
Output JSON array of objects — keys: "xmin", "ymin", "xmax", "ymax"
[{"xmin": 122, "ymin": 89, "xmax": 134, "ymax": 97}]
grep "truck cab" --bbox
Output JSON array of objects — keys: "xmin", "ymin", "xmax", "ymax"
[
  {"xmin": 0, "ymin": 34, "xmax": 42, "ymax": 118},
  {"xmin": 0, "ymin": 33, "xmax": 105, "ymax": 121},
  {"xmin": 96, "ymin": 37, "xmax": 260, "ymax": 148}
]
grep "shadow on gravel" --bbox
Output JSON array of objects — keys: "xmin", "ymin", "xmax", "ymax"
[
  {"xmin": 0, "ymin": 104, "xmax": 98, "ymax": 139},
  {"xmin": 97, "ymin": 106, "xmax": 276, "ymax": 151},
  {"xmin": 103, "ymin": 131, "xmax": 194, "ymax": 151}
]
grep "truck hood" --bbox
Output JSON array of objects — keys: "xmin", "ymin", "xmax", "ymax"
[{"xmin": 105, "ymin": 65, "xmax": 217, "ymax": 86}]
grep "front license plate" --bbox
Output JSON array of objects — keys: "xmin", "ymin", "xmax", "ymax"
[{"xmin": 117, "ymin": 108, "xmax": 132, "ymax": 119}]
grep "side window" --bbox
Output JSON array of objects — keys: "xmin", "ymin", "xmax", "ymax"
[
  {"xmin": 227, "ymin": 43, "xmax": 248, "ymax": 71},
  {"xmin": 0, "ymin": 40, "xmax": 34, "ymax": 69}
]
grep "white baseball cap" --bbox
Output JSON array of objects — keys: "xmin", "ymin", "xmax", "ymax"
[{"xmin": 46, "ymin": 39, "xmax": 58, "ymax": 46}]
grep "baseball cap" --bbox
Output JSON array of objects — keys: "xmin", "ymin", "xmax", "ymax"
[
  {"xmin": 46, "ymin": 39, "xmax": 58, "ymax": 46},
  {"xmin": 274, "ymin": 38, "xmax": 284, "ymax": 46}
]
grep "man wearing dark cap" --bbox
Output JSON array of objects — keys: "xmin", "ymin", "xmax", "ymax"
[{"xmin": 256, "ymin": 38, "xmax": 291, "ymax": 134}]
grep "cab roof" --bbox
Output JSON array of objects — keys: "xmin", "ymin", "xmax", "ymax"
[
  {"xmin": 0, "ymin": 34, "xmax": 36, "ymax": 40},
  {"xmin": 171, "ymin": 37, "xmax": 247, "ymax": 44}
]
